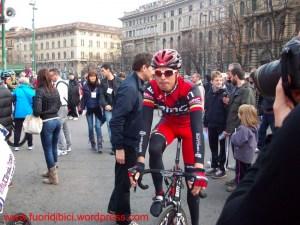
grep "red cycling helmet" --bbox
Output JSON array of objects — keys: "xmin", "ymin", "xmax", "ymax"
[{"xmin": 151, "ymin": 49, "xmax": 182, "ymax": 69}]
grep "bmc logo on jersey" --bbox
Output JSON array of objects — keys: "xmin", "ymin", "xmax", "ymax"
[{"xmin": 159, "ymin": 105, "xmax": 188, "ymax": 113}]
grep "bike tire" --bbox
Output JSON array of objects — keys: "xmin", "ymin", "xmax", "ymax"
[
  {"xmin": 156, "ymin": 205, "xmax": 188, "ymax": 225},
  {"xmin": 6, "ymin": 129, "xmax": 27, "ymax": 147}
]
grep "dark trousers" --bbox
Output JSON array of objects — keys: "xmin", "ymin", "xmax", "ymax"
[
  {"xmin": 235, "ymin": 159, "xmax": 251, "ymax": 184},
  {"xmin": 14, "ymin": 118, "xmax": 33, "ymax": 147},
  {"xmin": 258, "ymin": 113, "xmax": 275, "ymax": 150},
  {"xmin": 108, "ymin": 147, "xmax": 136, "ymax": 225},
  {"xmin": 208, "ymin": 127, "xmax": 226, "ymax": 171},
  {"xmin": 68, "ymin": 104, "xmax": 78, "ymax": 118}
]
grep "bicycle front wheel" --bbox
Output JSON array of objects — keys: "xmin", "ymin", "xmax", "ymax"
[
  {"xmin": 156, "ymin": 205, "xmax": 188, "ymax": 225},
  {"xmin": 6, "ymin": 128, "xmax": 27, "ymax": 147}
]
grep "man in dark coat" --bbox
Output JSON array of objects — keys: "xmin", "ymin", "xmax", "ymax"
[{"xmin": 0, "ymin": 80, "xmax": 13, "ymax": 131}]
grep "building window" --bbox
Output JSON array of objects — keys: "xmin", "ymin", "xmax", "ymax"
[
  {"xmin": 177, "ymin": 36, "xmax": 181, "ymax": 49},
  {"xmin": 89, "ymin": 40, "xmax": 93, "ymax": 47},
  {"xmin": 89, "ymin": 52, "xmax": 93, "ymax": 59},
  {"xmin": 163, "ymin": 38, "xmax": 166, "ymax": 49},
  {"xmin": 178, "ymin": 8, "xmax": 182, "ymax": 15},
  {"xmin": 229, "ymin": 4, "xmax": 233, "ymax": 17},
  {"xmin": 208, "ymin": 31, "xmax": 213, "ymax": 44},
  {"xmin": 71, "ymin": 51, "xmax": 74, "ymax": 58},
  {"xmin": 296, "ymin": 13, "xmax": 300, "ymax": 33},
  {"xmin": 71, "ymin": 39, "xmax": 74, "ymax": 47},
  {"xmin": 178, "ymin": 18, "xmax": 182, "ymax": 30},
  {"xmin": 199, "ymin": 32, "xmax": 203, "ymax": 45},
  {"xmin": 218, "ymin": 30, "xmax": 223, "ymax": 44},
  {"xmin": 81, "ymin": 51, "xmax": 84, "ymax": 59},
  {"xmin": 40, "ymin": 43, "xmax": 44, "ymax": 50},
  {"xmin": 240, "ymin": 1, "xmax": 245, "ymax": 16},
  {"xmin": 171, "ymin": 10, "xmax": 174, "ymax": 17},
  {"xmin": 63, "ymin": 40, "xmax": 67, "ymax": 47},
  {"xmin": 209, "ymin": 11, "xmax": 213, "ymax": 23},
  {"xmin": 163, "ymin": 12, "xmax": 167, "ymax": 18},
  {"xmin": 200, "ymin": 1, "xmax": 203, "ymax": 9},
  {"xmin": 189, "ymin": 16, "xmax": 192, "ymax": 27},
  {"xmin": 46, "ymin": 53, "xmax": 49, "ymax": 60},
  {"xmin": 41, "ymin": 54, "xmax": 44, "ymax": 60},
  {"xmin": 208, "ymin": 52, "xmax": 212, "ymax": 63},
  {"xmin": 209, "ymin": 0, "xmax": 212, "ymax": 6},
  {"xmin": 58, "ymin": 52, "xmax": 61, "ymax": 60},
  {"xmin": 46, "ymin": 42, "xmax": 49, "ymax": 49},
  {"xmin": 57, "ymin": 41, "xmax": 60, "ymax": 48},
  {"xmin": 252, "ymin": 0, "xmax": 257, "ymax": 11},
  {"xmin": 189, "ymin": 5, "xmax": 193, "ymax": 12},
  {"xmin": 170, "ymin": 37, "xmax": 174, "ymax": 48},
  {"xmin": 52, "ymin": 41, "xmax": 55, "ymax": 49},
  {"xmin": 64, "ymin": 52, "xmax": 66, "ymax": 59},
  {"xmin": 263, "ymin": 19, "xmax": 272, "ymax": 38},
  {"xmin": 163, "ymin": 22, "xmax": 167, "ymax": 33},
  {"xmin": 52, "ymin": 52, "xmax": 55, "ymax": 60},
  {"xmin": 170, "ymin": 20, "xmax": 174, "ymax": 31},
  {"xmin": 81, "ymin": 39, "xmax": 84, "ymax": 47}
]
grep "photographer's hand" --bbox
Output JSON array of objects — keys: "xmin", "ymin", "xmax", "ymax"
[{"xmin": 273, "ymin": 78, "xmax": 294, "ymax": 127}]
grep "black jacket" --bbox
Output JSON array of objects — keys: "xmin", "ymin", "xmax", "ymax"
[
  {"xmin": 100, "ymin": 76, "xmax": 122, "ymax": 107},
  {"xmin": 33, "ymin": 87, "xmax": 61, "ymax": 120},
  {"xmin": 0, "ymin": 85, "xmax": 13, "ymax": 130},
  {"xmin": 216, "ymin": 104, "xmax": 300, "ymax": 225},
  {"xmin": 110, "ymin": 72, "xmax": 144, "ymax": 150},
  {"xmin": 68, "ymin": 79, "xmax": 80, "ymax": 106},
  {"xmin": 204, "ymin": 87, "xmax": 227, "ymax": 129}
]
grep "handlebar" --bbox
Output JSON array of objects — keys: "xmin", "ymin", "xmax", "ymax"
[{"xmin": 136, "ymin": 168, "xmax": 207, "ymax": 198}]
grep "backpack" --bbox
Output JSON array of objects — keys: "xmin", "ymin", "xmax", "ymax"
[{"xmin": 55, "ymin": 80, "xmax": 69, "ymax": 104}]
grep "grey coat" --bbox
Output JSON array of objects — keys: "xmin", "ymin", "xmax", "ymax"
[
  {"xmin": 231, "ymin": 125, "xmax": 258, "ymax": 164},
  {"xmin": 225, "ymin": 82, "xmax": 255, "ymax": 133}
]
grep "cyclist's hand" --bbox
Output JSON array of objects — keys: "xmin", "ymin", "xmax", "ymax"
[
  {"xmin": 188, "ymin": 168, "xmax": 208, "ymax": 196},
  {"xmin": 128, "ymin": 162, "xmax": 145, "ymax": 188}
]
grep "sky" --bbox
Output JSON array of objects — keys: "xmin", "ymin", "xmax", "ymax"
[{"xmin": 6, "ymin": 0, "xmax": 154, "ymax": 29}]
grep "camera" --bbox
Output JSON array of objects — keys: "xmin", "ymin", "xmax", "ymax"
[{"xmin": 251, "ymin": 36, "xmax": 300, "ymax": 97}]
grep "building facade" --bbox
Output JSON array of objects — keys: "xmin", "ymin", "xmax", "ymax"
[
  {"xmin": 120, "ymin": 0, "xmax": 300, "ymax": 75},
  {"xmin": 6, "ymin": 22, "xmax": 121, "ymax": 76}
]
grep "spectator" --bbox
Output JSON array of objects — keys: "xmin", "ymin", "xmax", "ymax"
[
  {"xmin": 33, "ymin": 68, "xmax": 61, "ymax": 185},
  {"xmin": 216, "ymin": 77, "xmax": 299, "ymax": 225},
  {"xmin": 80, "ymin": 71, "xmax": 104, "ymax": 153},
  {"xmin": 12, "ymin": 77, "xmax": 36, "ymax": 151},
  {"xmin": 257, "ymin": 96, "xmax": 275, "ymax": 151},
  {"xmin": 6, "ymin": 73, "xmax": 18, "ymax": 92},
  {"xmin": 0, "ymin": 80, "xmax": 13, "ymax": 131},
  {"xmin": 229, "ymin": 104, "xmax": 258, "ymax": 192},
  {"xmin": 223, "ymin": 63, "xmax": 255, "ymax": 186},
  {"xmin": 118, "ymin": 72, "xmax": 126, "ymax": 81},
  {"xmin": 49, "ymin": 68, "xmax": 72, "ymax": 156},
  {"xmin": 204, "ymin": 71, "xmax": 227, "ymax": 179},
  {"xmin": 67, "ymin": 73, "xmax": 80, "ymax": 120},
  {"xmin": 108, "ymin": 53, "xmax": 153, "ymax": 225},
  {"xmin": 100, "ymin": 64, "xmax": 122, "ymax": 155},
  {"xmin": 191, "ymin": 73, "xmax": 205, "ymax": 109}
]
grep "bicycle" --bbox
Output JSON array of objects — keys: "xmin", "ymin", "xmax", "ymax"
[
  {"xmin": 134, "ymin": 138, "xmax": 208, "ymax": 225},
  {"xmin": 5, "ymin": 122, "xmax": 27, "ymax": 147}
]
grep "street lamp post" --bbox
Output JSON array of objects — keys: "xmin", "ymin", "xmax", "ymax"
[
  {"xmin": 1, "ymin": 0, "xmax": 7, "ymax": 70},
  {"xmin": 29, "ymin": 0, "xmax": 37, "ymax": 72},
  {"xmin": 203, "ymin": 14, "xmax": 207, "ymax": 79}
]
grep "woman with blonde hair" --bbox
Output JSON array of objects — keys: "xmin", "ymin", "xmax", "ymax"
[{"xmin": 228, "ymin": 104, "xmax": 258, "ymax": 192}]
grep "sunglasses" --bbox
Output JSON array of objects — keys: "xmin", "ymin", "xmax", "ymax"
[{"xmin": 154, "ymin": 70, "xmax": 175, "ymax": 77}]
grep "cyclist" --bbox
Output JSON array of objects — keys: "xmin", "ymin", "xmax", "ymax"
[{"xmin": 130, "ymin": 49, "xmax": 207, "ymax": 225}]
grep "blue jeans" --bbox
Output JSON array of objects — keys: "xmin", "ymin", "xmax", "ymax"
[
  {"xmin": 105, "ymin": 110, "xmax": 112, "ymax": 141},
  {"xmin": 40, "ymin": 119, "xmax": 61, "ymax": 169},
  {"xmin": 258, "ymin": 113, "xmax": 275, "ymax": 149},
  {"xmin": 86, "ymin": 113, "xmax": 102, "ymax": 143}
]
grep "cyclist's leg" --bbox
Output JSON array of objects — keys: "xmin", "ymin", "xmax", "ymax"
[
  {"xmin": 149, "ymin": 122, "xmax": 175, "ymax": 194},
  {"xmin": 181, "ymin": 128, "xmax": 200, "ymax": 225}
]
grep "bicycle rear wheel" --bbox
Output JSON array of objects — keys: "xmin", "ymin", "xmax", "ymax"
[
  {"xmin": 156, "ymin": 205, "xmax": 188, "ymax": 225},
  {"xmin": 6, "ymin": 127, "xmax": 27, "ymax": 147}
]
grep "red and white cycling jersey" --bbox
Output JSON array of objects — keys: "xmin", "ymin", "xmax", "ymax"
[{"xmin": 138, "ymin": 76, "xmax": 205, "ymax": 164}]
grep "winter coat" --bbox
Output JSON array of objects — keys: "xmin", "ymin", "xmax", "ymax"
[
  {"xmin": 231, "ymin": 125, "xmax": 258, "ymax": 164},
  {"xmin": 0, "ymin": 85, "xmax": 13, "ymax": 130},
  {"xmin": 13, "ymin": 84, "xmax": 36, "ymax": 118}
]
